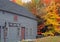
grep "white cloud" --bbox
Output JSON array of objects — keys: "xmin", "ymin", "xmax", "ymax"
[{"xmin": 22, "ymin": 0, "xmax": 31, "ymax": 3}]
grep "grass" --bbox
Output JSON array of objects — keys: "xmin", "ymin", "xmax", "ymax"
[{"xmin": 35, "ymin": 36, "xmax": 60, "ymax": 42}]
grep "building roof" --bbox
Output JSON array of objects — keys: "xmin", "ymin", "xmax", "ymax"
[{"xmin": 0, "ymin": 0, "xmax": 37, "ymax": 20}]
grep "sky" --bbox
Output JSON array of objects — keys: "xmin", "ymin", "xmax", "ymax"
[{"xmin": 22, "ymin": 0, "xmax": 31, "ymax": 3}]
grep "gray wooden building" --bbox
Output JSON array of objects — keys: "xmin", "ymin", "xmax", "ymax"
[{"xmin": 0, "ymin": 0, "xmax": 37, "ymax": 42}]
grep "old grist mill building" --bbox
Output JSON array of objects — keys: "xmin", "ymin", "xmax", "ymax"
[{"xmin": 0, "ymin": 0, "xmax": 37, "ymax": 42}]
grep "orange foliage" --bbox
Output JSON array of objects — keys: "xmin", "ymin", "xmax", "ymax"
[
  {"xmin": 54, "ymin": 0, "xmax": 60, "ymax": 3},
  {"xmin": 37, "ymin": 24, "xmax": 45, "ymax": 35},
  {"xmin": 31, "ymin": 8, "xmax": 37, "ymax": 15},
  {"xmin": 10, "ymin": 0, "xmax": 16, "ymax": 3},
  {"xmin": 43, "ymin": 0, "xmax": 52, "ymax": 5}
]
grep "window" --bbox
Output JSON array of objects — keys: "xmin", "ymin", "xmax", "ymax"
[
  {"xmin": 17, "ymin": 28, "xmax": 20, "ymax": 36},
  {"xmin": 2, "ymin": 11, "xmax": 5, "ymax": 14},
  {"xmin": 30, "ymin": 28, "xmax": 32, "ymax": 36},
  {"xmin": 25, "ymin": 28, "xmax": 28, "ymax": 36},
  {"xmin": 14, "ymin": 15, "xmax": 18, "ymax": 21}
]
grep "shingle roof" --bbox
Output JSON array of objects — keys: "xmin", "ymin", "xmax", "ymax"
[{"xmin": 0, "ymin": 0, "xmax": 36, "ymax": 20}]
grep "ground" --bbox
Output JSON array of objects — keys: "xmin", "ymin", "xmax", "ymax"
[
  {"xmin": 35, "ymin": 36, "xmax": 60, "ymax": 42},
  {"xmin": 21, "ymin": 36, "xmax": 60, "ymax": 42}
]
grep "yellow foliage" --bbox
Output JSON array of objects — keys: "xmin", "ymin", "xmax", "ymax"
[
  {"xmin": 11, "ymin": 0, "xmax": 23, "ymax": 5},
  {"xmin": 43, "ymin": 0, "xmax": 60, "ymax": 34},
  {"xmin": 15, "ymin": 0, "xmax": 23, "ymax": 5}
]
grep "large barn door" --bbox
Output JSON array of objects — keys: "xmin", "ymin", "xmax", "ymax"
[
  {"xmin": 7, "ymin": 27, "xmax": 18, "ymax": 42},
  {"xmin": 6, "ymin": 22, "xmax": 21, "ymax": 42}
]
